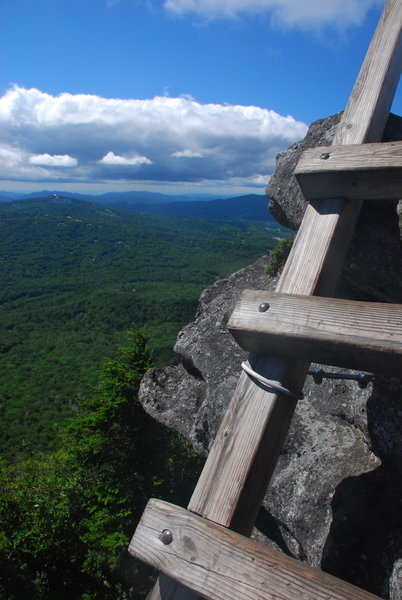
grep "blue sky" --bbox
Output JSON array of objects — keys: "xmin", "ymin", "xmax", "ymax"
[{"xmin": 0, "ymin": 0, "xmax": 398, "ymax": 196}]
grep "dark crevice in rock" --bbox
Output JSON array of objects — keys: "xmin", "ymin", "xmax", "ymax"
[
  {"xmin": 255, "ymin": 507, "xmax": 298, "ymax": 559},
  {"xmin": 320, "ymin": 374, "xmax": 402, "ymax": 598},
  {"xmin": 322, "ymin": 465, "xmax": 402, "ymax": 599},
  {"xmin": 366, "ymin": 378, "xmax": 402, "ymax": 469},
  {"xmin": 181, "ymin": 357, "xmax": 204, "ymax": 381}
]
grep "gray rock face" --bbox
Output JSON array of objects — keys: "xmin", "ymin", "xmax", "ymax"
[
  {"xmin": 140, "ymin": 256, "xmax": 276, "ymax": 455},
  {"xmin": 139, "ymin": 115, "xmax": 402, "ymax": 599},
  {"xmin": 267, "ymin": 112, "xmax": 342, "ymax": 231}
]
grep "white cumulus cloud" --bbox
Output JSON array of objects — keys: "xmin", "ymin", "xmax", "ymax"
[
  {"xmin": 0, "ymin": 85, "xmax": 307, "ymax": 188},
  {"xmin": 164, "ymin": 0, "xmax": 382, "ymax": 29},
  {"xmin": 29, "ymin": 153, "xmax": 77, "ymax": 167},
  {"xmin": 99, "ymin": 152, "xmax": 152, "ymax": 166}
]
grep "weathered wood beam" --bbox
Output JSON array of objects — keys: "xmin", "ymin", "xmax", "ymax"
[
  {"xmin": 129, "ymin": 499, "xmax": 382, "ymax": 600},
  {"xmin": 228, "ymin": 291, "xmax": 402, "ymax": 376},
  {"xmin": 333, "ymin": 0, "xmax": 402, "ymax": 145},
  {"xmin": 295, "ymin": 141, "xmax": 402, "ymax": 201}
]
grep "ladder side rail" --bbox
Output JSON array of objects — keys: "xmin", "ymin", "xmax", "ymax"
[{"xmin": 333, "ymin": 0, "xmax": 402, "ymax": 146}]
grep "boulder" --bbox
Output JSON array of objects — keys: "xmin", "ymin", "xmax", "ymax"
[
  {"xmin": 140, "ymin": 256, "xmax": 275, "ymax": 455},
  {"xmin": 267, "ymin": 113, "xmax": 402, "ymax": 302},
  {"xmin": 139, "ymin": 115, "xmax": 402, "ymax": 599}
]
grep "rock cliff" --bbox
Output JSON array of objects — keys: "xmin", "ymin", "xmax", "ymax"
[{"xmin": 139, "ymin": 114, "xmax": 402, "ymax": 599}]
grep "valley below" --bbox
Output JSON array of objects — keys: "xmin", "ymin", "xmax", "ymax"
[{"xmin": 0, "ymin": 192, "xmax": 289, "ymax": 461}]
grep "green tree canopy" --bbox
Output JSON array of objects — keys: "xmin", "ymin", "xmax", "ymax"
[{"xmin": 0, "ymin": 331, "xmax": 203, "ymax": 600}]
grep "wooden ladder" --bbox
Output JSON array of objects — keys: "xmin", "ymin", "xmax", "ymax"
[{"xmin": 129, "ymin": 2, "xmax": 402, "ymax": 599}]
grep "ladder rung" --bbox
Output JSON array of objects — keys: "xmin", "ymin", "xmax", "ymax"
[
  {"xmin": 295, "ymin": 141, "xmax": 402, "ymax": 201},
  {"xmin": 228, "ymin": 291, "xmax": 402, "ymax": 376},
  {"xmin": 129, "ymin": 498, "xmax": 381, "ymax": 600}
]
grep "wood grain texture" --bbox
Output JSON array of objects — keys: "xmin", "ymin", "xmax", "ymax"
[
  {"xmin": 142, "ymin": 3, "xmax": 402, "ymax": 598},
  {"xmin": 333, "ymin": 0, "xmax": 402, "ymax": 145},
  {"xmin": 130, "ymin": 499, "xmax": 382, "ymax": 600},
  {"xmin": 297, "ymin": 141, "xmax": 402, "ymax": 172},
  {"xmin": 228, "ymin": 291, "xmax": 402, "ymax": 376},
  {"xmin": 295, "ymin": 141, "xmax": 402, "ymax": 202},
  {"xmin": 276, "ymin": 197, "xmax": 354, "ymax": 297},
  {"xmin": 189, "ymin": 354, "xmax": 303, "ymax": 532}
]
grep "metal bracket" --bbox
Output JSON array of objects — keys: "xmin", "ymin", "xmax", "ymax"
[{"xmin": 308, "ymin": 368, "xmax": 374, "ymax": 389}]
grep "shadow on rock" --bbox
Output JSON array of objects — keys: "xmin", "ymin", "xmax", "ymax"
[{"xmin": 321, "ymin": 378, "xmax": 402, "ymax": 599}]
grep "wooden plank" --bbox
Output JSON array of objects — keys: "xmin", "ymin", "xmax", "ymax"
[
  {"xmin": 143, "ymin": 3, "xmax": 402, "ymax": 598},
  {"xmin": 298, "ymin": 141, "xmax": 402, "ymax": 173},
  {"xmin": 295, "ymin": 141, "xmax": 402, "ymax": 201},
  {"xmin": 276, "ymin": 197, "xmax": 355, "ymax": 297},
  {"xmin": 189, "ymin": 355, "xmax": 303, "ymax": 533},
  {"xmin": 228, "ymin": 291, "xmax": 402, "ymax": 376},
  {"xmin": 129, "ymin": 499, "xmax": 382, "ymax": 600}
]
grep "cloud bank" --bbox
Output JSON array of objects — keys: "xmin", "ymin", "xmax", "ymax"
[
  {"xmin": 164, "ymin": 0, "xmax": 382, "ymax": 29},
  {"xmin": 0, "ymin": 85, "xmax": 307, "ymax": 190}
]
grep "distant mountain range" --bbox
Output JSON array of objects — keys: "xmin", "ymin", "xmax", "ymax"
[
  {"xmin": 0, "ymin": 191, "xmax": 274, "ymax": 222},
  {"xmin": 131, "ymin": 194, "xmax": 272, "ymax": 221},
  {"xmin": 0, "ymin": 190, "xmax": 225, "ymax": 204}
]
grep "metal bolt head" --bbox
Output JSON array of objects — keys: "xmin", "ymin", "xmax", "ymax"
[
  {"xmin": 357, "ymin": 373, "xmax": 369, "ymax": 389},
  {"xmin": 311, "ymin": 368, "xmax": 324, "ymax": 384},
  {"xmin": 320, "ymin": 152, "xmax": 331, "ymax": 160},
  {"xmin": 160, "ymin": 529, "xmax": 173, "ymax": 545},
  {"xmin": 258, "ymin": 302, "xmax": 270, "ymax": 312}
]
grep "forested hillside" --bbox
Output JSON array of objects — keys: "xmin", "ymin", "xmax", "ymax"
[
  {"xmin": 0, "ymin": 193, "xmax": 289, "ymax": 599},
  {"xmin": 0, "ymin": 331, "xmax": 204, "ymax": 600},
  {"xmin": 0, "ymin": 195, "xmax": 288, "ymax": 461}
]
